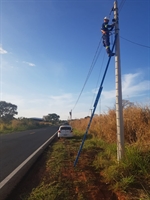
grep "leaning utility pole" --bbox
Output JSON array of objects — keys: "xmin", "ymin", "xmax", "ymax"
[{"xmin": 114, "ymin": 0, "xmax": 124, "ymax": 161}]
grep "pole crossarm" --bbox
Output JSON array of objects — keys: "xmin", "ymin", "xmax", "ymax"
[{"xmin": 74, "ymin": 34, "xmax": 118, "ymax": 167}]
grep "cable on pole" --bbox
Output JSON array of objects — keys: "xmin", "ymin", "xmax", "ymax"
[{"xmin": 108, "ymin": 5, "xmax": 114, "ymax": 18}]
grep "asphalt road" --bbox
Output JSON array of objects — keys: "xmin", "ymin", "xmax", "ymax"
[{"xmin": 0, "ymin": 126, "xmax": 58, "ymax": 182}]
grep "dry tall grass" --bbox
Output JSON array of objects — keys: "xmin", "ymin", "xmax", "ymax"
[
  {"xmin": 0, "ymin": 118, "xmax": 45, "ymax": 133},
  {"xmin": 70, "ymin": 105, "xmax": 150, "ymax": 148}
]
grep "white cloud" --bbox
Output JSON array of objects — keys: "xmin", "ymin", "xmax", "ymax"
[
  {"xmin": 49, "ymin": 93, "xmax": 73, "ymax": 102},
  {"xmin": 48, "ymin": 93, "xmax": 73, "ymax": 110},
  {"xmin": 1, "ymin": 92, "xmax": 74, "ymax": 119},
  {"xmin": 90, "ymin": 72, "xmax": 150, "ymax": 113},
  {"xmin": 100, "ymin": 72, "xmax": 149, "ymax": 100},
  {"xmin": 1, "ymin": 93, "xmax": 25, "ymax": 107},
  {"xmin": 122, "ymin": 73, "xmax": 149, "ymax": 97},
  {"xmin": 0, "ymin": 47, "xmax": 7, "ymax": 54},
  {"xmin": 1, "ymin": 72, "xmax": 149, "ymax": 119},
  {"xmin": 122, "ymin": 73, "xmax": 139, "ymax": 90},
  {"xmin": 23, "ymin": 61, "xmax": 36, "ymax": 66},
  {"xmin": 102, "ymin": 89, "xmax": 115, "ymax": 100}
]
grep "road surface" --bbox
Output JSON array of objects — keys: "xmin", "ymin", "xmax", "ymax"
[{"xmin": 0, "ymin": 126, "xmax": 58, "ymax": 182}]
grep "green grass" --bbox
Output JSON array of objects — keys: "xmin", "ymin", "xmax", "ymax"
[
  {"xmin": 23, "ymin": 140, "xmax": 74, "ymax": 200},
  {"xmin": 75, "ymin": 131, "xmax": 150, "ymax": 199},
  {"xmin": 13, "ymin": 130, "xmax": 150, "ymax": 200},
  {"xmin": 19, "ymin": 132, "xmax": 116, "ymax": 200},
  {"xmin": 91, "ymin": 139, "xmax": 150, "ymax": 199}
]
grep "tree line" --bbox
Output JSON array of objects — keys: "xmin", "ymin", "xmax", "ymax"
[
  {"xmin": 0, "ymin": 99, "xmax": 134, "ymax": 124},
  {"xmin": 0, "ymin": 101, "xmax": 60, "ymax": 124}
]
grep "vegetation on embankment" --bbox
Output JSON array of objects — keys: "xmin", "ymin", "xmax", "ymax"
[
  {"xmin": 0, "ymin": 100, "xmax": 63, "ymax": 134},
  {"xmin": 7, "ymin": 130, "xmax": 150, "ymax": 200},
  {"xmin": 71, "ymin": 104, "xmax": 150, "ymax": 147},
  {"xmin": 7, "ymin": 134, "xmax": 119, "ymax": 200},
  {"xmin": 5, "ymin": 104, "xmax": 150, "ymax": 199},
  {"xmin": 70, "ymin": 104, "xmax": 150, "ymax": 199},
  {"xmin": 0, "ymin": 118, "xmax": 49, "ymax": 134}
]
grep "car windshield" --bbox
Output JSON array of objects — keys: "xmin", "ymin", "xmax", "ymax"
[{"xmin": 60, "ymin": 127, "xmax": 71, "ymax": 130}]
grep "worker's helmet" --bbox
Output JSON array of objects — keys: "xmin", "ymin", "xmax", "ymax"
[{"xmin": 104, "ymin": 17, "xmax": 109, "ymax": 21}]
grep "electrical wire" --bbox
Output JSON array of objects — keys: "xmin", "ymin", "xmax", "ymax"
[
  {"xmin": 119, "ymin": 0, "xmax": 126, "ymax": 13},
  {"xmin": 120, "ymin": 36, "xmax": 150, "ymax": 49},
  {"xmin": 88, "ymin": 51, "xmax": 106, "ymax": 117},
  {"xmin": 71, "ymin": 3, "xmax": 116, "ymax": 112},
  {"xmin": 108, "ymin": 0, "xmax": 126, "ymax": 19},
  {"xmin": 108, "ymin": 5, "xmax": 114, "ymax": 19},
  {"xmin": 71, "ymin": 3, "xmax": 116, "ymax": 113},
  {"xmin": 71, "ymin": 38, "xmax": 103, "ymax": 111}
]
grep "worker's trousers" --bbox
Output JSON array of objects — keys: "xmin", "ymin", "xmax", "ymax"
[{"xmin": 102, "ymin": 34, "xmax": 111, "ymax": 54}]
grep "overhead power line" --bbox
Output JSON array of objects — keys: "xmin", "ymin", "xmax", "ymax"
[
  {"xmin": 71, "ymin": 38, "xmax": 103, "ymax": 111},
  {"xmin": 108, "ymin": 0, "xmax": 126, "ymax": 21},
  {"xmin": 117, "ymin": 1, "xmax": 150, "ymax": 49},
  {"xmin": 71, "ymin": 1, "xmax": 130, "ymax": 114},
  {"xmin": 120, "ymin": 36, "xmax": 150, "ymax": 49},
  {"xmin": 72, "ymin": 4, "xmax": 116, "ymax": 112},
  {"xmin": 119, "ymin": 0, "xmax": 126, "ymax": 13}
]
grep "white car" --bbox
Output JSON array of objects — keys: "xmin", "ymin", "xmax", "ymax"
[{"xmin": 58, "ymin": 125, "xmax": 73, "ymax": 138}]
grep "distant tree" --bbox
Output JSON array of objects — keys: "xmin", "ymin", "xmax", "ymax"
[
  {"xmin": 43, "ymin": 113, "xmax": 60, "ymax": 124},
  {"xmin": 0, "ymin": 101, "xmax": 18, "ymax": 122},
  {"xmin": 114, "ymin": 99, "xmax": 135, "ymax": 109},
  {"xmin": 84, "ymin": 116, "xmax": 90, "ymax": 119},
  {"xmin": 122, "ymin": 99, "xmax": 135, "ymax": 109}
]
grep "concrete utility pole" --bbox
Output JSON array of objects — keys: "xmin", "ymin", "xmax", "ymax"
[{"xmin": 114, "ymin": 0, "xmax": 124, "ymax": 161}]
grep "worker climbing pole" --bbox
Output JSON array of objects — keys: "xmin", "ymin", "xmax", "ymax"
[
  {"xmin": 101, "ymin": 16, "xmax": 116, "ymax": 57},
  {"xmin": 74, "ymin": 0, "xmax": 124, "ymax": 167},
  {"xmin": 74, "ymin": 34, "xmax": 118, "ymax": 167}
]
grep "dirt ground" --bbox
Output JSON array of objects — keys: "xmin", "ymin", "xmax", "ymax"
[{"xmin": 6, "ymin": 139, "xmax": 126, "ymax": 200}]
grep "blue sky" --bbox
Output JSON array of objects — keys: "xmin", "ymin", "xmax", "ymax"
[{"xmin": 0, "ymin": 0, "xmax": 150, "ymax": 120}]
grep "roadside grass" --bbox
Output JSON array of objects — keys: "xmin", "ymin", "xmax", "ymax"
[
  {"xmin": 6, "ymin": 127, "xmax": 150, "ymax": 200},
  {"xmin": 70, "ymin": 105, "xmax": 150, "ymax": 199},
  {"xmin": 0, "ymin": 119, "xmax": 49, "ymax": 134},
  {"xmin": 85, "ymin": 138, "xmax": 150, "ymax": 199},
  {"xmin": 17, "ymin": 132, "xmax": 118, "ymax": 200},
  {"xmin": 10, "ymin": 130, "xmax": 149, "ymax": 200},
  {"xmin": 78, "ymin": 132, "xmax": 150, "ymax": 199},
  {"xmin": 4, "ymin": 105, "xmax": 150, "ymax": 199},
  {"xmin": 70, "ymin": 105, "xmax": 150, "ymax": 146}
]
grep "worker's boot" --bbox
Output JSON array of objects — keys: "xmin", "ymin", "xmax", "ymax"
[
  {"xmin": 108, "ymin": 52, "xmax": 115, "ymax": 57},
  {"xmin": 106, "ymin": 48, "xmax": 115, "ymax": 57}
]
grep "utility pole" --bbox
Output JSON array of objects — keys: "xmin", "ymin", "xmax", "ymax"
[
  {"xmin": 69, "ymin": 110, "xmax": 72, "ymax": 120},
  {"xmin": 90, "ymin": 109, "xmax": 93, "ymax": 116},
  {"xmin": 114, "ymin": 0, "xmax": 124, "ymax": 161}
]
